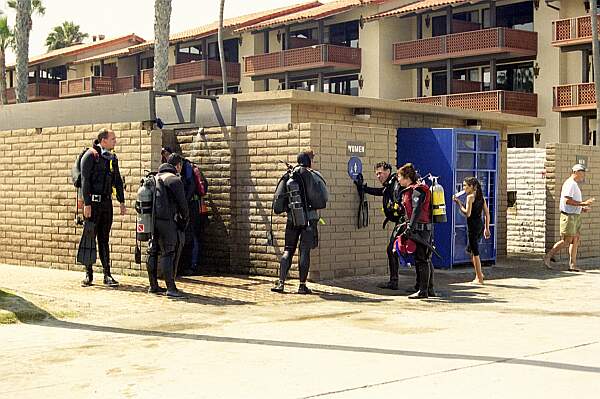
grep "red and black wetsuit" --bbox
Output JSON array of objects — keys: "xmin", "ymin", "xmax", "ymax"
[{"xmin": 401, "ymin": 182, "xmax": 435, "ymax": 295}]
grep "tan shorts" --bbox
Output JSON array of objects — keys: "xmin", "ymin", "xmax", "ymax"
[{"xmin": 560, "ymin": 213, "xmax": 582, "ymax": 237}]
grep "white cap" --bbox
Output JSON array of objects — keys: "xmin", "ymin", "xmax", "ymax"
[{"xmin": 572, "ymin": 164, "xmax": 586, "ymax": 172}]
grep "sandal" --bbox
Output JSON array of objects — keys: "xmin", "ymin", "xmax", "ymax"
[{"xmin": 567, "ymin": 267, "xmax": 582, "ymax": 272}]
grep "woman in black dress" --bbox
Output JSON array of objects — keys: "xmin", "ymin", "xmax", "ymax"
[{"xmin": 452, "ymin": 177, "xmax": 490, "ymax": 284}]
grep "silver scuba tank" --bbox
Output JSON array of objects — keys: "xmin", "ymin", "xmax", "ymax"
[{"xmin": 135, "ymin": 175, "xmax": 155, "ymax": 241}]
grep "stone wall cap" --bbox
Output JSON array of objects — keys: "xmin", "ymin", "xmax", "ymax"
[{"xmin": 231, "ymin": 90, "xmax": 545, "ymax": 129}]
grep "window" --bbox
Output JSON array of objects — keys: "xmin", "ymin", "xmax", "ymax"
[
  {"xmin": 326, "ymin": 75, "xmax": 359, "ymax": 96},
  {"xmin": 93, "ymin": 65, "xmax": 101, "ymax": 77},
  {"xmin": 141, "ymin": 57, "xmax": 154, "ymax": 70},
  {"xmin": 507, "ymin": 191, "xmax": 517, "ymax": 208},
  {"xmin": 507, "ymin": 133, "xmax": 534, "ymax": 148},
  {"xmin": 432, "ymin": 15, "xmax": 447, "ymax": 36},
  {"xmin": 483, "ymin": 62, "xmax": 534, "ymax": 93},
  {"xmin": 432, "ymin": 72, "xmax": 447, "ymax": 95},
  {"xmin": 327, "ymin": 20, "xmax": 359, "ymax": 47},
  {"xmin": 207, "ymin": 39, "xmax": 239, "ymax": 62},
  {"xmin": 497, "ymin": 1, "xmax": 534, "ymax": 31}
]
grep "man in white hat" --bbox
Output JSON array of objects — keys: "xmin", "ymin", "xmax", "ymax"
[{"xmin": 543, "ymin": 164, "xmax": 595, "ymax": 271}]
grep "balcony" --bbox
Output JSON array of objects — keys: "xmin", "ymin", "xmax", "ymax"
[
  {"xmin": 5, "ymin": 81, "xmax": 59, "ymax": 103},
  {"xmin": 244, "ymin": 44, "xmax": 361, "ymax": 77},
  {"xmin": 393, "ymin": 27, "xmax": 537, "ymax": 68},
  {"xmin": 553, "ymin": 83, "xmax": 596, "ymax": 113},
  {"xmin": 401, "ymin": 90, "xmax": 538, "ymax": 117},
  {"xmin": 552, "ymin": 15, "xmax": 600, "ymax": 47},
  {"xmin": 140, "ymin": 60, "xmax": 241, "ymax": 89},
  {"xmin": 59, "ymin": 76, "xmax": 138, "ymax": 98}
]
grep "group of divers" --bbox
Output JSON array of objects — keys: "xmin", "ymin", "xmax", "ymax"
[{"xmin": 73, "ymin": 128, "xmax": 491, "ymax": 299}]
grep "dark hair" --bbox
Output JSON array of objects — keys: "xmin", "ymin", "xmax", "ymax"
[
  {"xmin": 297, "ymin": 149, "xmax": 314, "ymax": 167},
  {"xmin": 161, "ymin": 146, "xmax": 174, "ymax": 155},
  {"xmin": 397, "ymin": 163, "xmax": 418, "ymax": 183},
  {"xmin": 97, "ymin": 128, "xmax": 113, "ymax": 142},
  {"xmin": 167, "ymin": 153, "xmax": 183, "ymax": 167},
  {"xmin": 375, "ymin": 161, "xmax": 392, "ymax": 172},
  {"xmin": 464, "ymin": 177, "xmax": 483, "ymax": 202}
]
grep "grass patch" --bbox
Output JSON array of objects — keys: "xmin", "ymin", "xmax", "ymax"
[{"xmin": 0, "ymin": 289, "xmax": 78, "ymax": 325}]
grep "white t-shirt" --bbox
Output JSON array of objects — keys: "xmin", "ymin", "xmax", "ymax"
[{"xmin": 560, "ymin": 177, "xmax": 582, "ymax": 214}]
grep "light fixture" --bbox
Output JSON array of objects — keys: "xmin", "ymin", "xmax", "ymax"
[
  {"xmin": 533, "ymin": 62, "xmax": 540, "ymax": 78},
  {"xmin": 353, "ymin": 107, "xmax": 371, "ymax": 121},
  {"xmin": 424, "ymin": 74, "xmax": 430, "ymax": 90},
  {"xmin": 533, "ymin": 0, "xmax": 540, "ymax": 10},
  {"xmin": 358, "ymin": 74, "xmax": 364, "ymax": 89},
  {"xmin": 534, "ymin": 129, "xmax": 541, "ymax": 144},
  {"xmin": 359, "ymin": 15, "xmax": 365, "ymax": 29},
  {"xmin": 238, "ymin": 35, "xmax": 243, "ymax": 46},
  {"xmin": 425, "ymin": 14, "xmax": 431, "ymax": 28},
  {"xmin": 276, "ymin": 31, "xmax": 282, "ymax": 43}
]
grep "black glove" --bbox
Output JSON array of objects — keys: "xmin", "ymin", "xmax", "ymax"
[{"xmin": 353, "ymin": 173, "xmax": 365, "ymax": 192}]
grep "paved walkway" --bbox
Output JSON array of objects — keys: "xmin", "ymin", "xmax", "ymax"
[{"xmin": 1, "ymin": 259, "xmax": 599, "ymax": 398}]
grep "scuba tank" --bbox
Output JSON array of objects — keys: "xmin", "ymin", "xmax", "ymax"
[
  {"xmin": 286, "ymin": 171, "xmax": 307, "ymax": 228},
  {"xmin": 135, "ymin": 173, "xmax": 156, "ymax": 242},
  {"xmin": 431, "ymin": 176, "xmax": 447, "ymax": 223}
]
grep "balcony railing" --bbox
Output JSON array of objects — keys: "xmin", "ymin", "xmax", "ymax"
[
  {"xmin": 393, "ymin": 27, "xmax": 537, "ymax": 66},
  {"xmin": 140, "ymin": 60, "xmax": 241, "ymax": 88},
  {"xmin": 552, "ymin": 15, "xmax": 600, "ymax": 46},
  {"xmin": 553, "ymin": 83, "xmax": 596, "ymax": 112},
  {"xmin": 401, "ymin": 90, "xmax": 538, "ymax": 117},
  {"xmin": 59, "ymin": 75, "xmax": 138, "ymax": 98},
  {"xmin": 244, "ymin": 44, "xmax": 361, "ymax": 77},
  {"xmin": 5, "ymin": 81, "xmax": 59, "ymax": 103}
]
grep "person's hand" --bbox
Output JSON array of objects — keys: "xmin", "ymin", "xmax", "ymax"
[
  {"xmin": 582, "ymin": 206, "xmax": 591, "ymax": 213},
  {"xmin": 583, "ymin": 197, "xmax": 596, "ymax": 206},
  {"xmin": 120, "ymin": 203, "xmax": 127, "ymax": 215},
  {"xmin": 452, "ymin": 195, "xmax": 460, "ymax": 204},
  {"xmin": 83, "ymin": 205, "xmax": 92, "ymax": 219},
  {"xmin": 484, "ymin": 228, "xmax": 491, "ymax": 239}
]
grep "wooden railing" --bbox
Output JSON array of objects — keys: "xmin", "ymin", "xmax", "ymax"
[
  {"xmin": 393, "ymin": 27, "xmax": 537, "ymax": 65},
  {"xmin": 140, "ymin": 60, "xmax": 241, "ymax": 88},
  {"xmin": 401, "ymin": 90, "xmax": 538, "ymax": 117},
  {"xmin": 244, "ymin": 44, "xmax": 361, "ymax": 76},
  {"xmin": 59, "ymin": 76, "xmax": 138, "ymax": 97},
  {"xmin": 552, "ymin": 15, "xmax": 600, "ymax": 46},
  {"xmin": 553, "ymin": 83, "xmax": 596, "ymax": 112},
  {"xmin": 5, "ymin": 82, "xmax": 59, "ymax": 103}
]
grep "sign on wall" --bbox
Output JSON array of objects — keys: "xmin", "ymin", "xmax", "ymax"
[{"xmin": 347, "ymin": 141, "xmax": 366, "ymax": 156}]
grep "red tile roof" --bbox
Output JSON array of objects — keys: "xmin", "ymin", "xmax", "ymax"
[
  {"xmin": 235, "ymin": 0, "xmax": 386, "ymax": 32},
  {"xmin": 366, "ymin": 0, "xmax": 485, "ymax": 21},
  {"xmin": 7, "ymin": 34, "xmax": 145, "ymax": 69},
  {"xmin": 129, "ymin": 1, "xmax": 322, "ymax": 53}
]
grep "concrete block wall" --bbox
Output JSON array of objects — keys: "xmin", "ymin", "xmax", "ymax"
[
  {"xmin": 0, "ymin": 123, "xmax": 161, "ymax": 275},
  {"xmin": 545, "ymin": 144, "xmax": 600, "ymax": 259},
  {"xmin": 506, "ymin": 148, "xmax": 547, "ymax": 255}
]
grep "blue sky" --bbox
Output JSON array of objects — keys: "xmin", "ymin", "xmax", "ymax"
[{"xmin": 2, "ymin": 0, "xmax": 306, "ymax": 62}]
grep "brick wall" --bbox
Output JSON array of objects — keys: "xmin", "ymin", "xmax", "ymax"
[
  {"xmin": 545, "ymin": 143, "xmax": 600, "ymax": 259},
  {"xmin": 507, "ymin": 148, "xmax": 547, "ymax": 255},
  {"xmin": 0, "ymin": 123, "xmax": 161, "ymax": 275}
]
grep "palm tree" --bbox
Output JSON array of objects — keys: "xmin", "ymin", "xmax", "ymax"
[
  {"xmin": 218, "ymin": 0, "xmax": 227, "ymax": 94},
  {"xmin": 10, "ymin": 0, "xmax": 45, "ymax": 103},
  {"xmin": 0, "ymin": 15, "xmax": 14, "ymax": 105},
  {"xmin": 153, "ymin": 0, "xmax": 171, "ymax": 91},
  {"xmin": 592, "ymin": 0, "xmax": 600, "ymax": 140},
  {"xmin": 45, "ymin": 21, "xmax": 88, "ymax": 51}
]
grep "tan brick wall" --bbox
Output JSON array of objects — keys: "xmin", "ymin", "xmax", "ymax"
[
  {"xmin": 0, "ymin": 123, "xmax": 160, "ymax": 276},
  {"xmin": 545, "ymin": 144, "xmax": 600, "ymax": 259}
]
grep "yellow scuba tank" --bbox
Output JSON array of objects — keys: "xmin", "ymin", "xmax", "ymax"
[{"xmin": 431, "ymin": 176, "xmax": 447, "ymax": 223}]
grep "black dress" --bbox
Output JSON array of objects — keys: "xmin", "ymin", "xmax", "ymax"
[{"xmin": 466, "ymin": 196, "xmax": 484, "ymax": 257}]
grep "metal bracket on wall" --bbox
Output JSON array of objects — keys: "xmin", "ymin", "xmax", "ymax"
[{"xmin": 149, "ymin": 91, "xmax": 217, "ymax": 129}]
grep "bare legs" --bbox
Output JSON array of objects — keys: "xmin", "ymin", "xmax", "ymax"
[
  {"xmin": 471, "ymin": 255, "xmax": 484, "ymax": 284},
  {"xmin": 544, "ymin": 235, "xmax": 580, "ymax": 271}
]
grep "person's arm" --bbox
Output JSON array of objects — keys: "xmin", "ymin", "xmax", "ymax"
[
  {"xmin": 362, "ymin": 185, "xmax": 384, "ymax": 196},
  {"xmin": 565, "ymin": 197, "xmax": 595, "ymax": 207},
  {"xmin": 172, "ymin": 177, "xmax": 190, "ymax": 222},
  {"xmin": 483, "ymin": 198, "xmax": 491, "ymax": 239},
  {"xmin": 454, "ymin": 194, "xmax": 474, "ymax": 217},
  {"xmin": 183, "ymin": 162, "xmax": 196, "ymax": 201}
]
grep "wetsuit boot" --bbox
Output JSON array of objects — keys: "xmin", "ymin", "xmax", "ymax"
[{"xmin": 81, "ymin": 265, "xmax": 93, "ymax": 287}]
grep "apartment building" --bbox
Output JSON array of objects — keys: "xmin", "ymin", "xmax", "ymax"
[{"xmin": 4, "ymin": 0, "xmax": 597, "ymax": 148}]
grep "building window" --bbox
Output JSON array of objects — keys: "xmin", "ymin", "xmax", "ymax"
[
  {"xmin": 432, "ymin": 15, "xmax": 447, "ymax": 36},
  {"xmin": 327, "ymin": 20, "xmax": 359, "ymax": 48},
  {"xmin": 507, "ymin": 133, "xmax": 534, "ymax": 148},
  {"xmin": 141, "ymin": 57, "xmax": 154, "ymax": 70},
  {"xmin": 497, "ymin": 1, "xmax": 533, "ymax": 31},
  {"xmin": 483, "ymin": 62, "xmax": 534, "ymax": 93},
  {"xmin": 507, "ymin": 191, "xmax": 517, "ymax": 208},
  {"xmin": 431, "ymin": 72, "xmax": 447, "ymax": 95},
  {"xmin": 326, "ymin": 75, "xmax": 359, "ymax": 96},
  {"xmin": 207, "ymin": 38, "xmax": 239, "ymax": 62}
]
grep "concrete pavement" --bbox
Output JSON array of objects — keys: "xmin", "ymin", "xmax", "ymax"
[{"xmin": 1, "ymin": 259, "xmax": 599, "ymax": 398}]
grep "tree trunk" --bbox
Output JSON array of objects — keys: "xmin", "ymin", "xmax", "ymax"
[
  {"xmin": 592, "ymin": 0, "xmax": 600, "ymax": 141},
  {"xmin": 153, "ymin": 0, "xmax": 172, "ymax": 92},
  {"xmin": 14, "ymin": 0, "xmax": 31, "ymax": 103},
  {"xmin": 218, "ymin": 0, "xmax": 227, "ymax": 94},
  {"xmin": 0, "ymin": 49, "xmax": 7, "ymax": 105}
]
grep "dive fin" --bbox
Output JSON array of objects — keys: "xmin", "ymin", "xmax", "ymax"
[{"xmin": 77, "ymin": 220, "xmax": 97, "ymax": 265}]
